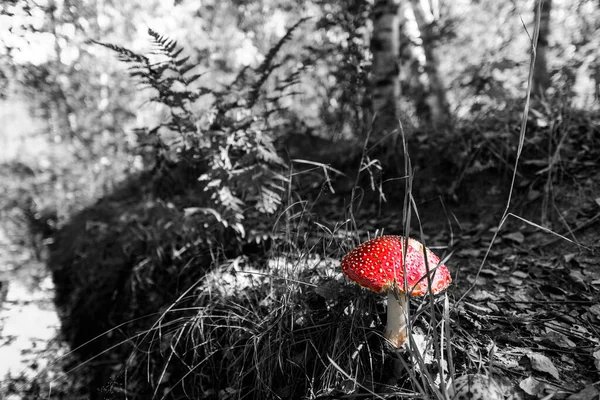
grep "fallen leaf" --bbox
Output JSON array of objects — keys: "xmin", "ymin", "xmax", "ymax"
[
  {"xmin": 464, "ymin": 302, "xmax": 493, "ymax": 314},
  {"xmin": 509, "ymin": 277, "xmax": 523, "ymax": 286},
  {"xmin": 593, "ymin": 350, "xmax": 600, "ymax": 372},
  {"xmin": 567, "ymin": 385, "xmax": 600, "ymax": 400},
  {"xmin": 570, "ymin": 270, "xmax": 586, "ymax": 285},
  {"xmin": 588, "ymin": 304, "xmax": 600, "ymax": 318},
  {"xmin": 513, "ymin": 270, "xmax": 529, "ymax": 279},
  {"xmin": 494, "ymin": 350, "xmax": 522, "ymax": 369},
  {"xmin": 542, "ymin": 330, "xmax": 576, "ymax": 348},
  {"xmin": 469, "ymin": 289, "xmax": 497, "ymax": 301},
  {"xmin": 487, "ymin": 302, "xmax": 499, "ymax": 313},
  {"xmin": 571, "ymin": 325, "xmax": 593, "ymax": 339},
  {"xmin": 584, "ymin": 266, "xmax": 600, "ymax": 281},
  {"xmin": 528, "ymin": 353, "xmax": 559, "ymax": 380},
  {"xmin": 467, "ymin": 274, "xmax": 487, "ymax": 285},
  {"xmin": 494, "ymin": 276, "xmax": 511, "ymax": 284},
  {"xmin": 503, "ymin": 231, "xmax": 525, "ymax": 243},
  {"xmin": 458, "ymin": 248, "xmax": 482, "ymax": 257},
  {"xmin": 408, "ymin": 332, "xmax": 435, "ymax": 366},
  {"xmin": 519, "ymin": 376, "xmax": 546, "ymax": 396},
  {"xmin": 480, "ymin": 268, "xmax": 498, "ymax": 276}
]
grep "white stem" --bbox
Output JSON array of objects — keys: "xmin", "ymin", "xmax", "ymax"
[{"xmin": 384, "ymin": 290, "xmax": 408, "ymax": 347}]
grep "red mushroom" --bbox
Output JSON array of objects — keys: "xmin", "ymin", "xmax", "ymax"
[{"xmin": 340, "ymin": 235, "xmax": 452, "ymax": 347}]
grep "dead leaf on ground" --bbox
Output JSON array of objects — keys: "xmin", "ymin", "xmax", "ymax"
[
  {"xmin": 519, "ymin": 376, "xmax": 546, "ymax": 396},
  {"xmin": 468, "ymin": 288, "xmax": 497, "ymax": 301},
  {"xmin": 569, "ymin": 269, "xmax": 586, "ymax": 286},
  {"xmin": 503, "ymin": 231, "xmax": 525, "ymax": 244},
  {"xmin": 464, "ymin": 301, "xmax": 493, "ymax": 314},
  {"xmin": 513, "ymin": 270, "xmax": 528, "ymax": 279},
  {"xmin": 509, "ymin": 276, "xmax": 523, "ymax": 286},
  {"xmin": 494, "ymin": 350, "xmax": 522, "ymax": 370},
  {"xmin": 527, "ymin": 352, "xmax": 560, "ymax": 380},
  {"xmin": 458, "ymin": 248, "xmax": 482, "ymax": 257},
  {"xmin": 480, "ymin": 268, "xmax": 498, "ymax": 276},
  {"xmin": 593, "ymin": 350, "xmax": 600, "ymax": 372},
  {"xmin": 541, "ymin": 329, "xmax": 576, "ymax": 349},
  {"xmin": 567, "ymin": 385, "xmax": 600, "ymax": 400},
  {"xmin": 588, "ymin": 304, "xmax": 600, "ymax": 318}
]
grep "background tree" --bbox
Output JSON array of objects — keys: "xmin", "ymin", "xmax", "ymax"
[
  {"xmin": 532, "ymin": 0, "xmax": 552, "ymax": 98},
  {"xmin": 402, "ymin": 0, "xmax": 450, "ymax": 127},
  {"xmin": 370, "ymin": 0, "xmax": 401, "ymax": 141}
]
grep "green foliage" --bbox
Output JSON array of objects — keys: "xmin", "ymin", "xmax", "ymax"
[
  {"xmin": 311, "ymin": 0, "xmax": 371, "ymax": 136},
  {"xmin": 94, "ymin": 22, "xmax": 307, "ymax": 236}
]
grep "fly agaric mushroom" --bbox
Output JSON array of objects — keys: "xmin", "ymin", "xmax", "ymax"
[
  {"xmin": 448, "ymin": 374, "xmax": 504, "ymax": 400},
  {"xmin": 340, "ymin": 235, "xmax": 452, "ymax": 347}
]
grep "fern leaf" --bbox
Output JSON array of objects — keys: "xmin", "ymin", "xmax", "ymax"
[
  {"xmin": 184, "ymin": 74, "xmax": 203, "ymax": 85},
  {"xmin": 148, "ymin": 28, "xmax": 178, "ymax": 55},
  {"xmin": 91, "ymin": 40, "xmax": 149, "ymax": 65},
  {"xmin": 171, "ymin": 48, "xmax": 184, "ymax": 59},
  {"xmin": 178, "ymin": 63, "xmax": 197, "ymax": 76},
  {"xmin": 247, "ymin": 17, "xmax": 310, "ymax": 106},
  {"xmin": 175, "ymin": 55, "xmax": 190, "ymax": 67}
]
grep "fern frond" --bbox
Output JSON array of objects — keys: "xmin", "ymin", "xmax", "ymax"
[
  {"xmin": 175, "ymin": 55, "xmax": 190, "ymax": 67},
  {"xmin": 228, "ymin": 66, "xmax": 251, "ymax": 91},
  {"xmin": 148, "ymin": 28, "xmax": 178, "ymax": 55},
  {"xmin": 146, "ymin": 30, "xmax": 203, "ymax": 86},
  {"xmin": 91, "ymin": 40, "xmax": 149, "ymax": 65},
  {"xmin": 248, "ymin": 17, "xmax": 310, "ymax": 106},
  {"xmin": 99, "ymin": 24, "xmax": 304, "ymax": 236}
]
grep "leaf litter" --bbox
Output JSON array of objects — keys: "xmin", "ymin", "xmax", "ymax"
[{"xmin": 451, "ymin": 228, "xmax": 600, "ymax": 399}]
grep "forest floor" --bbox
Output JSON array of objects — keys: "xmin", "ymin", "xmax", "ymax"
[
  {"xmin": 431, "ymin": 175, "xmax": 600, "ymax": 399},
  {"xmin": 0, "ymin": 100, "xmax": 599, "ymax": 399}
]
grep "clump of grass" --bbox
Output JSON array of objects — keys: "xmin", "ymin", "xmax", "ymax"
[{"xmin": 115, "ymin": 220, "xmax": 456, "ymax": 398}]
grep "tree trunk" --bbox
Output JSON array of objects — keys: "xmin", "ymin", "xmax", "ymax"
[
  {"xmin": 407, "ymin": 0, "xmax": 450, "ymax": 127},
  {"xmin": 532, "ymin": 0, "xmax": 552, "ymax": 98},
  {"xmin": 371, "ymin": 0, "xmax": 401, "ymax": 140},
  {"xmin": 46, "ymin": 0, "xmax": 75, "ymax": 141}
]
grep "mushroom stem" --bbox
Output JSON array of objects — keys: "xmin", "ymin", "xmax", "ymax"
[{"xmin": 384, "ymin": 290, "xmax": 408, "ymax": 347}]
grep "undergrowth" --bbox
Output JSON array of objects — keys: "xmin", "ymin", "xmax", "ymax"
[{"xmin": 92, "ymin": 21, "xmax": 308, "ymax": 238}]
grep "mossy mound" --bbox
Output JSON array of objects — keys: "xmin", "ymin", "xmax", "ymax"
[
  {"xmin": 45, "ymin": 161, "xmax": 398, "ymax": 399},
  {"xmin": 48, "ymin": 163, "xmax": 239, "ymax": 398}
]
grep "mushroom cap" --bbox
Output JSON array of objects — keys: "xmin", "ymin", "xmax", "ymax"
[
  {"xmin": 340, "ymin": 235, "xmax": 452, "ymax": 296},
  {"xmin": 449, "ymin": 374, "xmax": 504, "ymax": 400}
]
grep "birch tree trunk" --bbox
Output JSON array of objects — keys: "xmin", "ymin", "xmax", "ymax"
[
  {"xmin": 371, "ymin": 0, "xmax": 401, "ymax": 140},
  {"xmin": 47, "ymin": 0, "xmax": 75, "ymax": 140},
  {"xmin": 532, "ymin": 0, "xmax": 552, "ymax": 98},
  {"xmin": 407, "ymin": 0, "xmax": 450, "ymax": 127}
]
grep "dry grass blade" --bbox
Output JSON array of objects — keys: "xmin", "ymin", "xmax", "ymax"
[
  {"xmin": 326, "ymin": 355, "xmax": 387, "ymax": 399},
  {"xmin": 458, "ymin": 4, "xmax": 545, "ymax": 305}
]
